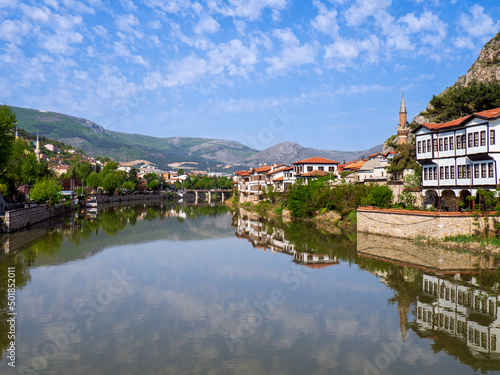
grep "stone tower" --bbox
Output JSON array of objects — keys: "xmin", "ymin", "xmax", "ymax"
[
  {"xmin": 35, "ymin": 129, "xmax": 41, "ymax": 163},
  {"xmin": 397, "ymin": 93, "xmax": 409, "ymax": 145}
]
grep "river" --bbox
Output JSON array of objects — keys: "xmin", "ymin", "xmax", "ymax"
[{"xmin": 1, "ymin": 203, "xmax": 500, "ymax": 374}]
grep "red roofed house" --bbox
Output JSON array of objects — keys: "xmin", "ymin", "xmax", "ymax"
[
  {"xmin": 292, "ymin": 157, "xmax": 339, "ymax": 182},
  {"xmin": 412, "ymin": 107, "xmax": 500, "ymax": 210},
  {"xmin": 265, "ymin": 164, "xmax": 294, "ymax": 192}
]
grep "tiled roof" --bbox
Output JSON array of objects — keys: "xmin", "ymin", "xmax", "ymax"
[
  {"xmin": 273, "ymin": 176, "xmax": 284, "ymax": 181},
  {"xmin": 293, "ymin": 157, "xmax": 339, "ymax": 165},
  {"xmin": 339, "ymin": 160, "xmax": 367, "ymax": 171},
  {"xmin": 253, "ymin": 166, "xmax": 272, "ymax": 173},
  {"xmin": 414, "ymin": 107, "xmax": 500, "ymax": 132},
  {"xmin": 265, "ymin": 166, "xmax": 292, "ymax": 175},
  {"xmin": 235, "ymin": 170, "xmax": 251, "ymax": 176},
  {"xmin": 299, "ymin": 170, "xmax": 331, "ymax": 177}
]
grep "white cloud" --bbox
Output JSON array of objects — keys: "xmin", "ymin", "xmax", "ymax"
[
  {"xmin": 334, "ymin": 83, "xmax": 392, "ymax": 96},
  {"xmin": 265, "ymin": 28, "xmax": 317, "ymax": 75},
  {"xmin": 194, "ymin": 16, "xmax": 220, "ymax": 34},
  {"xmin": 0, "ymin": 0, "xmax": 19, "ymax": 8},
  {"xmin": 399, "ymin": 11, "xmax": 447, "ymax": 46},
  {"xmin": 113, "ymin": 41, "xmax": 149, "ymax": 67},
  {"xmin": 311, "ymin": 0, "xmax": 339, "ymax": 37},
  {"xmin": 458, "ymin": 4, "xmax": 500, "ymax": 38},
  {"xmin": 207, "ymin": 39, "xmax": 258, "ymax": 77},
  {"xmin": 453, "ymin": 35, "xmax": 474, "ymax": 49},
  {"xmin": 324, "ymin": 35, "xmax": 379, "ymax": 68},
  {"xmin": 144, "ymin": 55, "xmax": 209, "ymax": 89},
  {"xmin": 344, "ymin": 0, "xmax": 391, "ymax": 27},
  {"xmin": 0, "ymin": 19, "xmax": 30, "ymax": 44},
  {"xmin": 93, "ymin": 25, "xmax": 108, "ymax": 38},
  {"xmin": 148, "ymin": 20, "xmax": 162, "ymax": 29},
  {"xmin": 208, "ymin": 0, "xmax": 287, "ymax": 22},
  {"xmin": 116, "ymin": 14, "xmax": 139, "ymax": 33},
  {"xmin": 143, "ymin": 0, "xmax": 191, "ymax": 14},
  {"xmin": 119, "ymin": 0, "xmax": 137, "ymax": 11}
]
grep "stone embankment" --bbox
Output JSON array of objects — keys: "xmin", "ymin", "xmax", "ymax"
[
  {"xmin": 2, "ymin": 202, "xmax": 76, "ymax": 233},
  {"xmin": 357, "ymin": 207, "xmax": 499, "ymax": 240}
]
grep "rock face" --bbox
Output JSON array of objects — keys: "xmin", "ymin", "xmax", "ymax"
[
  {"xmin": 455, "ymin": 33, "xmax": 500, "ymax": 87},
  {"xmin": 414, "ymin": 32, "xmax": 500, "ymax": 125}
]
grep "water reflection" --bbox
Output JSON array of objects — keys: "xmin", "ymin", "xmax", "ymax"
[{"xmin": 2, "ymin": 205, "xmax": 500, "ymax": 373}]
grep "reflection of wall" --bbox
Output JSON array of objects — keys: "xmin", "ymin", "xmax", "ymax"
[
  {"xmin": 357, "ymin": 232, "xmax": 500, "ymax": 273},
  {"xmin": 236, "ymin": 211, "xmax": 338, "ymax": 268},
  {"xmin": 416, "ymin": 274, "xmax": 500, "ymax": 358}
]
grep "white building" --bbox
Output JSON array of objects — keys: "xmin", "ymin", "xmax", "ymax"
[
  {"xmin": 292, "ymin": 157, "xmax": 339, "ymax": 182},
  {"xmin": 412, "ymin": 108, "xmax": 500, "ymax": 209}
]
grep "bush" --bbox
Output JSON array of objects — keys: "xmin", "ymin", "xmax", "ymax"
[
  {"xmin": 30, "ymin": 178, "xmax": 62, "ymax": 205},
  {"xmin": 366, "ymin": 185, "xmax": 393, "ymax": 208}
]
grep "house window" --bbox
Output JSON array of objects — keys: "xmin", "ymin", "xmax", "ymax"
[
  {"xmin": 329, "ymin": 166, "xmax": 335, "ymax": 172},
  {"xmin": 468, "ymin": 133, "xmax": 473, "ymax": 147},
  {"xmin": 424, "ymin": 168, "xmax": 428, "ymax": 180},
  {"xmin": 422, "ymin": 141, "xmax": 426, "ymax": 153},
  {"xmin": 433, "ymin": 139, "xmax": 438, "ymax": 152},
  {"xmin": 481, "ymin": 131, "xmax": 486, "ymax": 146},
  {"xmin": 474, "ymin": 132, "xmax": 479, "ymax": 147},
  {"xmin": 451, "ymin": 166, "xmax": 455, "ymax": 179},
  {"xmin": 307, "ymin": 166, "xmax": 313, "ymax": 172},
  {"xmin": 474, "ymin": 164, "xmax": 479, "ymax": 178},
  {"xmin": 458, "ymin": 165, "xmax": 462, "ymax": 179},
  {"xmin": 462, "ymin": 135, "xmax": 466, "ymax": 149},
  {"xmin": 481, "ymin": 163, "xmax": 486, "ymax": 178},
  {"xmin": 444, "ymin": 137, "xmax": 448, "ymax": 151},
  {"xmin": 457, "ymin": 135, "xmax": 461, "ymax": 149},
  {"xmin": 418, "ymin": 141, "xmax": 422, "ymax": 154},
  {"xmin": 439, "ymin": 138, "xmax": 443, "ymax": 151},
  {"xmin": 318, "ymin": 166, "xmax": 324, "ymax": 171},
  {"xmin": 434, "ymin": 167, "xmax": 437, "ymax": 180},
  {"xmin": 449, "ymin": 136, "xmax": 454, "ymax": 150},
  {"xmin": 489, "ymin": 163, "xmax": 494, "ymax": 178},
  {"xmin": 466, "ymin": 165, "xmax": 471, "ymax": 179},
  {"xmin": 427, "ymin": 139, "xmax": 431, "ymax": 152},
  {"xmin": 445, "ymin": 166, "xmax": 449, "ymax": 179},
  {"xmin": 440, "ymin": 166, "xmax": 444, "ymax": 179},
  {"xmin": 491, "ymin": 129, "xmax": 495, "ymax": 145}
]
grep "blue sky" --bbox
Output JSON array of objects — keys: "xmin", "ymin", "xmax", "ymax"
[{"xmin": 0, "ymin": 0, "xmax": 499, "ymax": 151}]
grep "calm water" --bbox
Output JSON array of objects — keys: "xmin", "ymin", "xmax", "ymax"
[{"xmin": 1, "ymin": 203, "xmax": 500, "ymax": 374}]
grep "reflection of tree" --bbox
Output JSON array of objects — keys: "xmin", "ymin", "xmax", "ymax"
[
  {"xmin": 23, "ymin": 231, "xmax": 63, "ymax": 265},
  {"xmin": 0, "ymin": 255, "xmax": 31, "ymax": 360}
]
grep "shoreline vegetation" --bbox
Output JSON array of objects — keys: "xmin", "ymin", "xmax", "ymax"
[{"xmin": 227, "ymin": 177, "xmax": 500, "ymax": 254}]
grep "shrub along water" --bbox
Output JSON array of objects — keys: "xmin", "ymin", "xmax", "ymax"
[{"xmin": 284, "ymin": 177, "xmax": 393, "ymax": 219}]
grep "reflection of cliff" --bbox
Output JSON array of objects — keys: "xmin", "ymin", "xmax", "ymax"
[
  {"xmin": 235, "ymin": 209, "xmax": 339, "ymax": 268},
  {"xmin": 357, "ymin": 232, "xmax": 500, "ymax": 273},
  {"xmin": 413, "ymin": 273, "xmax": 500, "ymax": 371}
]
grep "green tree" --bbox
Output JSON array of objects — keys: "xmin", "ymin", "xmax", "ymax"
[
  {"xmin": 178, "ymin": 168, "xmax": 184, "ymax": 176},
  {"xmin": 0, "ymin": 105, "xmax": 16, "ymax": 177},
  {"xmin": 20, "ymin": 153, "xmax": 41, "ymax": 187},
  {"xmin": 87, "ymin": 171, "xmax": 101, "ymax": 191},
  {"xmin": 102, "ymin": 172, "xmax": 120, "ymax": 194},
  {"xmin": 102, "ymin": 160, "xmax": 119, "ymax": 174},
  {"xmin": 30, "ymin": 177, "xmax": 62, "ymax": 205},
  {"xmin": 122, "ymin": 180, "xmax": 136, "ymax": 192}
]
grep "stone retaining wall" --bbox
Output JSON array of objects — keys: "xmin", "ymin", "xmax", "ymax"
[
  {"xmin": 2, "ymin": 202, "xmax": 76, "ymax": 233},
  {"xmin": 357, "ymin": 207, "xmax": 499, "ymax": 239},
  {"xmin": 94, "ymin": 194, "xmax": 169, "ymax": 203}
]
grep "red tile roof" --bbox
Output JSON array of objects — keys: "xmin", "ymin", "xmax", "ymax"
[
  {"xmin": 235, "ymin": 170, "xmax": 251, "ymax": 176},
  {"xmin": 253, "ymin": 166, "xmax": 272, "ymax": 173},
  {"xmin": 293, "ymin": 157, "xmax": 339, "ymax": 165},
  {"xmin": 299, "ymin": 170, "xmax": 331, "ymax": 177},
  {"xmin": 273, "ymin": 176, "xmax": 284, "ymax": 181},
  {"xmin": 415, "ymin": 107, "xmax": 500, "ymax": 132},
  {"xmin": 266, "ymin": 166, "xmax": 292, "ymax": 175}
]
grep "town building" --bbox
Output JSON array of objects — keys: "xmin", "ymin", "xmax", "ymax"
[
  {"xmin": 292, "ymin": 157, "xmax": 339, "ymax": 182},
  {"xmin": 412, "ymin": 107, "xmax": 500, "ymax": 210}
]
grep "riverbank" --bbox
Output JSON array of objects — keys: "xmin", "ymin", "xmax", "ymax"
[{"xmin": 0, "ymin": 193, "xmax": 174, "ymax": 233}]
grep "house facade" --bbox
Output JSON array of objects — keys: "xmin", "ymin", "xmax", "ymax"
[
  {"xmin": 292, "ymin": 157, "xmax": 339, "ymax": 182},
  {"xmin": 412, "ymin": 108, "xmax": 500, "ymax": 209}
]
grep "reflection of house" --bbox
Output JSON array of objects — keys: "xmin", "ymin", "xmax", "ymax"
[
  {"xmin": 412, "ymin": 107, "xmax": 500, "ymax": 210},
  {"xmin": 235, "ymin": 212, "xmax": 338, "ymax": 268},
  {"xmin": 416, "ymin": 274, "xmax": 500, "ymax": 358}
]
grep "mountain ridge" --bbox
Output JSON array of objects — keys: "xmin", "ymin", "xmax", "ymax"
[{"xmin": 9, "ymin": 105, "xmax": 382, "ymax": 171}]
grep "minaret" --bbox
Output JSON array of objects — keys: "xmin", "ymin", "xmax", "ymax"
[
  {"xmin": 35, "ymin": 129, "xmax": 41, "ymax": 163},
  {"xmin": 397, "ymin": 93, "xmax": 409, "ymax": 145},
  {"xmin": 15, "ymin": 126, "xmax": 19, "ymax": 140}
]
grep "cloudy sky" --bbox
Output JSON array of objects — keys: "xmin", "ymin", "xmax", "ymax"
[{"xmin": 0, "ymin": 0, "xmax": 499, "ymax": 151}]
